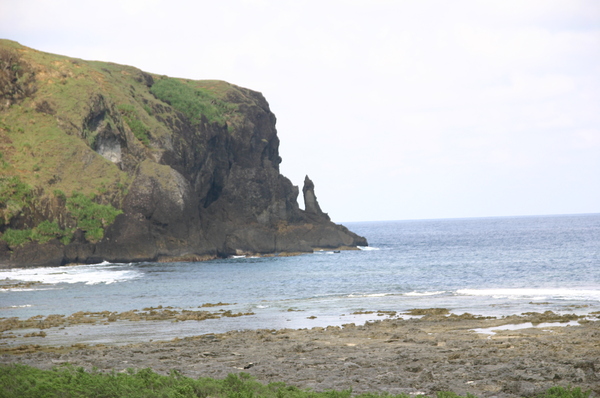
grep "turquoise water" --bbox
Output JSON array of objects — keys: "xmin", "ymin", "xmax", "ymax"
[{"xmin": 2, "ymin": 214, "xmax": 599, "ymax": 338}]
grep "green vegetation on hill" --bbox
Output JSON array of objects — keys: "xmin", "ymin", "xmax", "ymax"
[
  {"xmin": 0, "ymin": 176, "xmax": 33, "ymax": 226},
  {"xmin": 150, "ymin": 77, "xmax": 238, "ymax": 126},
  {"xmin": 0, "ymin": 39, "xmax": 283, "ymax": 256},
  {"xmin": 66, "ymin": 192, "xmax": 123, "ymax": 242},
  {"xmin": 0, "ymin": 41, "xmax": 244, "ymax": 249},
  {"xmin": 0, "ymin": 41, "xmax": 150, "ymax": 247},
  {"xmin": 0, "ymin": 364, "xmax": 591, "ymax": 398},
  {"xmin": 117, "ymin": 104, "xmax": 150, "ymax": 146},
  {"xmin": 1, "ymin": 220, "xmax": 69, "ymax": 247},
  {"xmin": 0, "ymin": 174, "xmax": 122, "ymax": 246},
  {"xmin": 0, "ymin": 46, "xmax": 37, "ymax": 109}
]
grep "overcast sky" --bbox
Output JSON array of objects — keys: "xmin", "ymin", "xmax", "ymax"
[{"xmin": 1, "ymin": 0, "xmax": 599, "ymax": 222}]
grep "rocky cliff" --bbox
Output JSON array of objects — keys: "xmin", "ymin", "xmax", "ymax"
[{"xmin": 0, "ymin": 40, "xmax": 366, "ymax": 268}]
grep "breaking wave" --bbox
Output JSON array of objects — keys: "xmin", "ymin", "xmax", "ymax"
[{"xmin": 0, "ymin": 261, "xmax": 141, "ymax": 286}]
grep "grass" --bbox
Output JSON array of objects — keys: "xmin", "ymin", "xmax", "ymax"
[
  {"xmin": 0, "ymin": 40, "xmax": 243, "ymax": 207},
  {"xmin": 150, "ymin": 77, "xmax": 238, "ymax": 126},
  {"xmin": 0, "ymin": 364, "xmax": 591, "ymax": 398},
  {"xmin": 0, "ymin": 40, "xmax": 135, "ymax": 201},
  {"xmin": 0, "ymin": 175, "xmax": 33, "ymax": 226},
  {"xmin": 0, "ymin": 40, "xmax": 137, "ymax": 247},
  {"xmin": 0, "ymin": 106, "xmax": 129, "ymax": 204}
]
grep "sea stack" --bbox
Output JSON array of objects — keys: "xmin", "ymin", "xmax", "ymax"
[{"xmin": 302, "ymin": 175, "xmax": 329, "ymax": 220}]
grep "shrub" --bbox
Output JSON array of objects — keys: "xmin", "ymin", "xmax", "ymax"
[
  {"xmin": 31, "ymin": 220, "xmax": 64, "ymax": 244},
  {"xmin": 0, "ymin": 228, "xmax": 32, "ymax": 247},
  {"xmin": 85, "ymin": 227, "xmax": 105, "ymax": 242},
  {"xmin": 66, "ymin": 192, "xmax": 122, "ymax": 243},
  {"xmin": 2, "ymin": 221, "xmax": 73, "ymax": 247}
]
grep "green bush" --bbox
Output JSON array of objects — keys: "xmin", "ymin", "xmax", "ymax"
[
  {"xmin": 150, "ymin": 78, "xmax": 236, "ymax": 126},
  {"xmin": 0, "ymin": 228, "xmax": 32, "ymax": 247},
  {"xmin": 2, "ymin": 221, "xmax": 73, "ymax": 247},
  {"xmin": 85, "ymin": 227, "xmax": 105, "ymax": 242},
  {"xmin": 31, "ymin": 220, "xmax": 64, "ymax": 244},
  {"xmin": 66, "ymin": 192, "xmax": 122, "ymax": 243}
]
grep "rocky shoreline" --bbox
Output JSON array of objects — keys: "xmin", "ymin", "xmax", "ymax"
[{"xmin": 1, "ymin": 311, "xmax": 599, "ymax": 397}]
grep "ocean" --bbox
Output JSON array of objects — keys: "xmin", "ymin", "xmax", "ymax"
[{"xmin": 1, "ymin": 213, "xmax": 599, "ymax": 345}]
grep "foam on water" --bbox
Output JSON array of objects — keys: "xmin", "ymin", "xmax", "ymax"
[
  {"xmin": 405, "ymin": 291, "xmax": 446, "ymax": 297},
  {"xmin": 457, "ymin": 288, "xmax": 600, "ymax": 302},
  {"xmin": 0, "ymin": 262, "xmax": 141, "ymax": 286}
]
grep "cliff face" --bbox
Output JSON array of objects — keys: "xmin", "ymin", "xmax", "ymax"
[{"xmin": 0, "ymin": 40, "xmax": 366, "ymax": 268}]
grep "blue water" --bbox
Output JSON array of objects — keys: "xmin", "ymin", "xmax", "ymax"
[{"xmin": 1, "ymin": 214, "xmax": 599, "ymax": 340}]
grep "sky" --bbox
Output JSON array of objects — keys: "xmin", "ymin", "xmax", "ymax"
[{"xmin": 1, "ymin": 0, "xmax": 599, "ymax": 222}]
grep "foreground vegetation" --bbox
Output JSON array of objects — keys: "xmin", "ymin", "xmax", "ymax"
[{"xmin": 0, "ymin": 364, "xmax": 591, "ymax": 398}]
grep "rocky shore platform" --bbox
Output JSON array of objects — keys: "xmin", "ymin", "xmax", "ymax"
[{"xmin": 1, "ymin": 311, "xmax": 599, "ymax": 397}]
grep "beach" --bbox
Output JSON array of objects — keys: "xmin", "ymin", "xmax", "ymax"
[{"xmin": 2, "ymin": 311, "xmax": 599, "ymax": 397}]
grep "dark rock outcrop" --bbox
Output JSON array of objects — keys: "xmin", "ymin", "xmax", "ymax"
[
  {"xmin": 0, "ymin": 40, "xmax": 367, "ymax": 268},
  {"xmin": 303, "ymin": 175, "xmax": 329, "ymax": 220}
]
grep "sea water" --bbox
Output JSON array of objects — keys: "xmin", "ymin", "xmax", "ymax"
[{"xmin": 1, "ymin": 214, "xmax": 599, "ymax": 343}]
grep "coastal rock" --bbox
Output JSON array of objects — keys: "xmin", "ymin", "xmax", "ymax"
[
  {"xmin": 302, "ymin": 175, "xmax": 329, "ymax": 220},
  {"xmin": 0, "ymin": 40, "xmax": 367, "ymax": 268}
]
